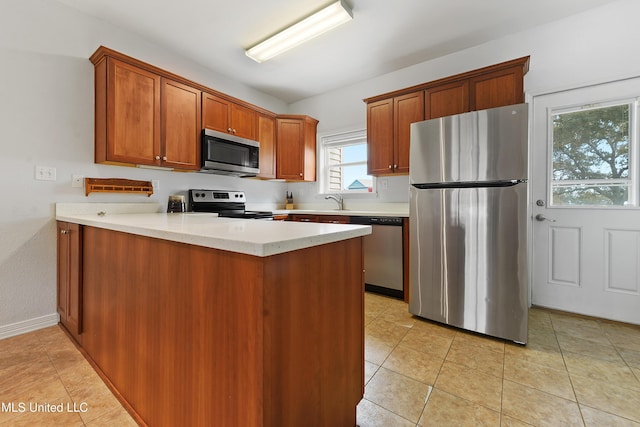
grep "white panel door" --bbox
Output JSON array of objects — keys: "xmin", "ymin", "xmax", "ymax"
[{"xmin": 531, "ymin": 79, "xmax": 640, "ymax": 325}]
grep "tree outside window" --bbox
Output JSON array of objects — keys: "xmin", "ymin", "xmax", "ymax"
[{"xmin": 551, "ymin": 102, "xmax": 635, "ymax": 206}]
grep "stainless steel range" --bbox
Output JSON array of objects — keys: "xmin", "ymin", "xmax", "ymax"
[{"xmin": 188, "ymin": 189, "xmax": 273, "ymax": 219}]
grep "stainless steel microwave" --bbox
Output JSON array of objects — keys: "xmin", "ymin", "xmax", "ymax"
[{"xmin": 201, "ymin": 129, "xmax": 260, "ymax": 177}]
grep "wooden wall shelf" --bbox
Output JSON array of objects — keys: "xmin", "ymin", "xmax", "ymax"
[{"xmin": 85, "ymin": 178, "xmax": 154, "ymax": 197}]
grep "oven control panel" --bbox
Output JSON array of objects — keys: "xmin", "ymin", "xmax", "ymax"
[{"xmin": 189, "ymin": 190, "xmax": 246, "ymax": 203}]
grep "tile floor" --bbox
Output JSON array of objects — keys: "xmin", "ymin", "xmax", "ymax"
[
  {"xmin": 0, "ymin": 325, "xmax": 136, "ymax": 426},
  {"xmin": 360, "ymin": 293, "xmax": 640, "ymax": 427},
  {"xmin": 1, "ymin": 293, "xmax": 639, "ymax": 426}
]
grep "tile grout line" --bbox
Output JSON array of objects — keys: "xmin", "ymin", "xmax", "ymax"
[
  {"xmin": 36, "ymin": 327, "xmax": 89, "ymax": 427},
  {"xmin": 367, "ymin": 299, "xmax": 448, "ymax": 425},
  {"xmin": 550, "ymin": 313, "xmax": 587, "ymax": 427}
]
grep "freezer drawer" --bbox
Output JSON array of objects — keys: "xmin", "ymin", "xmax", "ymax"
[{"xmin": 409, "ymin": 183, "xmax": 528, "ymax": 343}]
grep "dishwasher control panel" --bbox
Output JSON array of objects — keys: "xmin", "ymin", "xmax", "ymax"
[{"xmin": 350, "ymin": 216, "xmax": 403, "ymax": 226}]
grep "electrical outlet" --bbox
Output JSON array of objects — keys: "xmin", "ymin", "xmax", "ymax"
[
  {"xmin": 35, "ymin": 166, "xmax": 57, "ymax": 181},
  {"xmin": 152, "ymin": 179, "xmax": 160, "ymax": 190},
  {"xmin": 379, "ymin": 178, "xmax": 388, "ymax": 190},
  {"xmin": 72, "ymin": 175, "xmax": 84, "ymax": 188}
]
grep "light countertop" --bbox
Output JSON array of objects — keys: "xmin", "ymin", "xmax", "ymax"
[
  {"xmin": 56, "ymin": 207, "xmax": 371, "ymax": 257},
  {"xmin": 274, "ymin": 209, "xmax": 408, "ymax": 217}
]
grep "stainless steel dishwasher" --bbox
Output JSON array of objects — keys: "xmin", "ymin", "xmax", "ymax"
[{"xmin": 350, "ymin": 216, "xmax": 404, "ymax": 299}]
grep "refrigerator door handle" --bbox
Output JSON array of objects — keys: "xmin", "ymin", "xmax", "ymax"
[{"xmin": 412, "ymin": 179, "xmax": 526, "ymax": 190}]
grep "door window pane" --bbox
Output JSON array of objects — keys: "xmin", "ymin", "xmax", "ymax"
[{"xmin": 551, "ymin": 103, "xmax": 633, "ymax": 206}]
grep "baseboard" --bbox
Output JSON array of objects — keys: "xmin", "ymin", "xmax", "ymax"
[
  {"xmin": 365, "ymin": 283, "xmax": 404, "ymax": 300},
  {"xmin": 0, "ymin": 313, "xmax": 60, "ymax": 340}
]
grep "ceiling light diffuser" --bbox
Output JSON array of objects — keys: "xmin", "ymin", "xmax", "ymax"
[{"xmin": 246, "ymin": 0, "xmax": 353, "ymax": 63}]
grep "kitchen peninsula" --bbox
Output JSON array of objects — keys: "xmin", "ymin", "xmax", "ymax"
[{"xmin": 56, "ymin": 205, "xmax": 370, "ymax": 427}]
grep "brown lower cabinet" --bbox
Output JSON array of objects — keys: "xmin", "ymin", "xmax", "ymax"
[
  {"xmin": 287, "ymin": 214, "xmax": 350, "ymax": 224},
  {"xmin": 289, "ymin": 215, "xmax": 410, "ymax": 302},
  {"xmin": 56, "ymin": 221, "xmax": 82, "ymax": 343},
  {"xmin": 71, "ymin": 226, "xmax": 363, "ymax": 427}
]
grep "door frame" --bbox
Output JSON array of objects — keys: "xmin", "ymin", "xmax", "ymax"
[{"xmin": 526, "ymin": 76, "xmax": 640, "ymax": 318}]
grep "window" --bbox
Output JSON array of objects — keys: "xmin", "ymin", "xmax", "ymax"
[
  {"xmin": 319, "ymin": 129, "xmax": 375, "ymax": 194},
  {"xmin": 550, "ymin": 100, "xmax": 638, "ymax": 206}
]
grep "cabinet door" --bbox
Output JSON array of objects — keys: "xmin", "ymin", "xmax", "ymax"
[
  {"xmin": 107, "ymin": 58, "xmax": 161, "ymax": 165},
  {"xmin": 57, "ymin": 222, "xmax": 69, "ymax": 322},
  {"xmin": 367, "ymin": 99, "xmax": 394, "ymax": 175},
  {"xmin": 203, "ymin": 93, "xmax": 257, "ymax": 140},
  {"xmin": 161, "ymin": 79, "xmax": 201, "ymax": 170},
  {"xmin": 289, "ymin": 214, "xmax": 320, "ymax": 222},
  {"xmin": 425, "ymin": 80, "xmax": 469, "ymax": 119},
  {"xmin": 318, "ymin": 215, "xmax": 350, "ymax": 224},
  {"xmin": 57, "ymin": 222, "xmax": 82, "ymax": 340},
  {"xmin": 230, "ymin": 103, "xmax": 257, "ymax": 140},
  {"xmin": 202, "ymin": 92, "xmax": 230, "ymax": 133},
  {"xmin": 257, "ymin": 113, "xmax": 276, "ymax": 179},
  {"xmin": 394, "ymin": 91, "xmax": 424, "ymax": 174},
  {"xmin": 276, "ymin": 118, "xmax": 305, "ymax": 180},
  {"xmin": 469, "ymin": 65, "xmax": 525, "ymax": 111}
]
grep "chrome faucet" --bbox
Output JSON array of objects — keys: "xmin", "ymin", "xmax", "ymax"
[{"xmin": 325, "ymin": 194, "xmax": 343, "ymax": 210}]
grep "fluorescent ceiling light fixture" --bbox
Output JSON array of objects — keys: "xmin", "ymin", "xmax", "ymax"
[{"xmin": 246, "ymin": 0, "xmax": 353, "ymax": 63}]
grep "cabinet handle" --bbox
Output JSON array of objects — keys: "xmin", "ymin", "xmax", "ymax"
[
  {"xmin": 227, "ymin": 127, "xmax": 232, "ymax": 133},
  {"xmin": 162, "ymin": 156, "xmax": 167, "ymax": 161},
  {"xmin": 155, "ymin": 155, "xmax": 161, "ymax": 160},
  {"xmin": 299, "ymin": 172, "xmax": 303, "ymax": 177},
  {"xmin": 388, "ymin": 165, "xmax": 392, "ymax": 169},
  {"xmin": 394, "ymin": 164, "xmax": 398, "ymax": 169},
  {"xmin": 232, "ymin": 129, "xmax": 237, "ymax": 134},
  {"xmin": 60, "ymin": 229, "xmax": 69, "ymax": 235}
]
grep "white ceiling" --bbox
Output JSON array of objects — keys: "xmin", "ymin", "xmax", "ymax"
[{"xmin": 56, "ymin": 0, "xmax": 618, "ymax": 103}]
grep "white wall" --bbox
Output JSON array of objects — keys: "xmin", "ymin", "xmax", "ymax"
[
  {"xmin": 0, "ymin": 0, "xmax": 289, "ymax": 336},
  {"xmin": 287, "ymin": 0, "xmax": 640, "ymax": 205}
]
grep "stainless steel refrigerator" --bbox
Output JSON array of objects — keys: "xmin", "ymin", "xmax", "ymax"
[{"xmin": 409, "ymin": 103, "xmax": 528, "ymax": 343}]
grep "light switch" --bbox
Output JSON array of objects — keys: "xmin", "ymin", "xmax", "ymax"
[{"xmin": 35, "ymin": 166, "xmax": 56, "ymax": 181}]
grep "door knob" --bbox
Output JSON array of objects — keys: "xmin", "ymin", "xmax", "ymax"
[{"xmin": 535, "ymin": 214, "xmax": 556, "ymax": 222}]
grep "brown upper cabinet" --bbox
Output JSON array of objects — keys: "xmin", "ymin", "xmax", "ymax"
[
  {"xmin": 92, "ymin": 53, "xmax": 201, "ymax": 171},
  {"xmin": 161, "ymin": 79, "xmax": 202, "ymax": 170},
  {"xmin": 276, "ymin": 115, "xmax": 318, "ymax": 181},
  {"xmin": 90, "ymin": 46, "xmax": 304, "ymax": 175},
  {"xmin": 257, "ymin": 113, "xmax": 276, "ymax": 179},
  {"xmin": 425, "ymin": 80, "xmax": 469, "ymax": 119},
  {"xmin": 468, "ymin": 65, "xmax": 526, "ymax": 111},
  {"xmin": 364, "ymin": 56, "xmax": 529, "ymax": 176},
  {"xmin": 367, "ymin": 92, "xmax": 423, "ymax": 175},
  {"xmin": 202, "ymin": 92, "xmax": 257, "ymax": 141},
  {"xmin": 91, "ymin": 46, "xmax": 318, "ymax": 179},
  {"xmin": 95, "ymin": 57, "xmax": 161, "ymax": 167}
]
